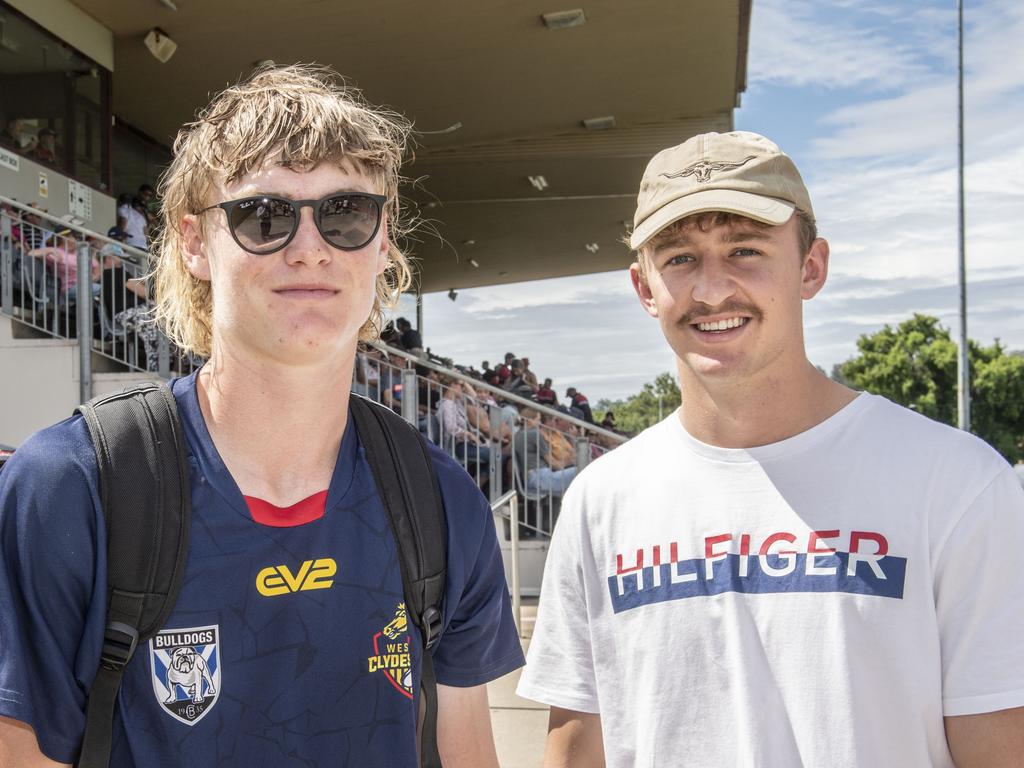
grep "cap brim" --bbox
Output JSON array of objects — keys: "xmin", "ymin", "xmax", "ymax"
[{"xmin": 629, "ymin": 189, "xmax": 795, "ymax": 250}]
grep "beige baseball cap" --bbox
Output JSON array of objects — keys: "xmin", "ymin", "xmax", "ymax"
[{"xmin": 629, "ymin": 131, "xmax": 814, "ymax": 250}]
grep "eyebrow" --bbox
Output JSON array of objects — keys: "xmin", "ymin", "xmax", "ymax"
[{"xmin": 651, "ymin": 228, "xmax": 774, "ymax": 253}]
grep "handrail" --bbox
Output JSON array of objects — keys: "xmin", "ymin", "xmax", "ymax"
[
  {"xmin": 489, "ymin": 489, "xmax": 516, "ymax": 512},
  {"xmin": 0, "ymin": 194, "xmax": 150, "ymax": 266},
  {"xmin": 368, "ymin": 340, "xmax": 627, "ymax": 444}
]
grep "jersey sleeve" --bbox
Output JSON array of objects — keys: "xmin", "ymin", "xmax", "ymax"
[
  {"xmin": 935, "ymin": 465, "xmax": 1024, "ymax": 716},
  {"xmin": 516, "ymin": 486, "xmax": 599, "ymax": 713},
  {"xmin": 428, "ymin": 447, "xmax": 525, "ymax": 687},
  {"xmin": 0, "ymin": 418, "xmax": 106, "ymax": 763}
]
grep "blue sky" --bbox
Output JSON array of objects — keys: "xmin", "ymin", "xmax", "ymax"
[{"xmin": 394, "ymin": 0, "xmax": 1024, "ymax": 403}]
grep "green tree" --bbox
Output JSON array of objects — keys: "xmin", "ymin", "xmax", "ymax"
[
  {"xmin": 596, "ymin": 372, "xmax": 681, "ymax": 436},
  {"xmin": 836, "ymin": 314, "xmax": 1024, "ymax": 463}
]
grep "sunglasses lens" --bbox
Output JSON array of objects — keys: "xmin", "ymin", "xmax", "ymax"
[
  {"xmin": 228, "ymin": 198, "xmax": 295, "ymax": 253},
  {"xmin": 319, "ymin": 194, "xmax": 381, "ymax": 250}
]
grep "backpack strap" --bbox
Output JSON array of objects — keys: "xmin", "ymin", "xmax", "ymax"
[
  {"xmin": 349, "ymin": 395, "xmax": 447, "ymax": 768},
  {"xmin": 74, "ymin": 382, "xmax": 191, "ymax": 768}
]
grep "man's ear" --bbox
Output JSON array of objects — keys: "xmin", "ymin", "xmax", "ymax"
[
  {"xmin": 180, "ymin": 214, "xmax": 211, "ymax": 281},
  {"xmin": 801, "ymin": 237, "xmax": 830, "ymax": 300},
  {"xmin": 630, "ymin": 260, "xmax": 659, "ymax": 318}
]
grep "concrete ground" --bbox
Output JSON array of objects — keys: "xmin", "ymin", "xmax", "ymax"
[{"xmin": 488, "ymin": 599, "xmax": 548, "ymax": 767}]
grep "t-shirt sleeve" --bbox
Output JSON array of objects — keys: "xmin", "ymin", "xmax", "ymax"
[
  {"xmin": 935, "ymin": 465, "xmax": 1024, "ymax": 716},
  {"xmin": 0, "ymin": 419, "xmax": 106, "ymax": 763},
  {"xmin": 428, "ymin": 448, "xmax": 524, "ymax": 687},
  {"xmin": 516, "ymin": 487, "xmax": 599, "ymax": 713}
]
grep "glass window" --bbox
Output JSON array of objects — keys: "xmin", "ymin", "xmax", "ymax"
[{"xmin": 0, "ymin": 2, "xmax": 111, "ymax": 191}]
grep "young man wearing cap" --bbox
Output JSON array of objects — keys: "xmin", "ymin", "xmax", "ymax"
[
  {"xmin": 517, "ymin": 131, "xmax": 1024, "ymax": 766},
  {"xmin": 0, "ymin": 65, "xmax": 523, "ymax": 767}
]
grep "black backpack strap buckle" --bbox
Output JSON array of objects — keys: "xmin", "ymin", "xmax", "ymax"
[
  {"xmin": 100, "ymin": 621, "xmax": 139, "ymax": 671},
  {"xmin": 421, "ymin": 606, "xmax": 443, "ymax": 652}
]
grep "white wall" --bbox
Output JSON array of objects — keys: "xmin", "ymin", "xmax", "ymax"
[
  {"xmin": 5, "ymin": 0, "xmax": 114, "ymax": 71},
  {"xmin": 0, "ymin": 316, "xmax": 156, "ymax": 446},
  {"xmin": 0, "ymin": 151, "xmax": 117, "ymax": 234}
]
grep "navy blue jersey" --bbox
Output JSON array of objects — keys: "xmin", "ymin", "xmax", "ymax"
[{"xmin": 0, "ymin": 372, "xmax": 524, "ymax": 766}]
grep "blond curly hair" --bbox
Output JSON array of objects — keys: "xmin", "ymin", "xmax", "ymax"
[{"xmin": 152, "ymin": 63, "xmax": 412, "ymax": 359}]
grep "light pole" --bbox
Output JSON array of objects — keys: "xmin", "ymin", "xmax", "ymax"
[{"xmin": 956, "ymin": 0, "xmax": 970, "ymax": 431}]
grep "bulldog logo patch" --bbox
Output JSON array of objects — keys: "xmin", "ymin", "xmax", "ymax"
[
  {"xmin": 367, "ymin": 603, "xmax": 413, "ymax": 699},
  {"xmin": 149, "ymin": 625, "xmax": 221, "ymax": 725}
]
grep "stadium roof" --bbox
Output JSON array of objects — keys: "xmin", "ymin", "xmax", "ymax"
[{"xmin": 72, "ymin": 0, "xmax": 751, "ymax": 292}]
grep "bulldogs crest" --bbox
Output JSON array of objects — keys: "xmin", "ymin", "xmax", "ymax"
[
  {"xmin": 149, "ymin": 624, "xmax": 221, "ymax": 724},
  {"xmin": 367, "ymin": 603, "xmax": 413, "ymax": 698}
]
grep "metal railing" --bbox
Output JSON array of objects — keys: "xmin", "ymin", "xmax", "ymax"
[
  {"xmin": 0, "ymin": 195, "xmax": 199, "ymax": 398},
  {"xmin": 356, "ymin": 341, "xmax": 627, "ymax": 542}
]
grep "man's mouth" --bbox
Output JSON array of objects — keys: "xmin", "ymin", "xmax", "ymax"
[{"xmin": 692, "ymin": 316, "xmax": 750, "ymax": 333}]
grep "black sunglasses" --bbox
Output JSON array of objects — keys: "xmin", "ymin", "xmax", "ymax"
[{"xmin": 199, "ymin": 192, "xmax": 387, "ymax": 255}]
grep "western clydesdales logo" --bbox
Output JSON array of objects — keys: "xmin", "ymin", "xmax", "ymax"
[
  {"xmin": 149, "ymin": 625, "xmax": 221, "ymax": 725},
  {"xmin": 367, "ymin": 603, "xmax": 413, "ymax": 699}
]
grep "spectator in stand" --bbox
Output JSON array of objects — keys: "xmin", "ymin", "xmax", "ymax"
[
  {"xmin": 438, "ymin": 379, "xmax": 491, "ymax": 481},
  {"xmin": 565, "ymin": 386, "xmax": 595, "ymax": 424},
  {"xmin": 395, "ymin": 316, "xmax": 424, "ymax": 357},
  {"xmin": 31, "ymin": 128, "xmax": 58, "ymax": 166},
  {"xmin": 494, "ymin": 352, "xmax": 514, "ymax": 384},
  {"xmin": 535, "ymin": 378, "xmax": 558, "ymax": 406},
  {"xmin": 543, "ymin": 407, "xmax": 578, "ymax": 471},
  {"xmin": 116, "ymin": 192, "xmax": 148, "ymax": 249},
  {"xmin": 107, "ymin": 225, "xmax": 128, "ymax": 243},
  {"xmin": 601, "ymin": 411, "xmax": 618, "ymax": 431},
  {"xmin": 503, "ymin": 359, "xmax": 535, "ymax": 398},
  {"xmin": 2, "ymin": 117, "xmax": 37, "ymax": 152},
  {"xmin": 521, "ymin": 357, "xmax": 539, "ymax": 390},
  {"xmin": 99, "ymin": 243, "xmax": 145, "ymax": 319},
  {"xmin": 28, "ymin": 230, "xmax": 100, "ymax": 304},
  {"xmin": 517, "ymin": 408, "xmax": 577, "ymax": 498},
  {"xmin": 379, "ymin": 320, "xmax": 401, "ymax": 347},
  {"xmin": 480, "ymin": 360, "xmax": 498, "ymax": 385}
]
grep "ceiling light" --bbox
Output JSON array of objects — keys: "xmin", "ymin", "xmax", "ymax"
[
  {"xmin": 582, "ymin": 115, "xmax": 616, "ymax": 131},
  {"xmin": 254, "ymin": 59, "xmax": 275, "ymax": 68},
  {"xmin": 527, "ymin": 175, "xmax": 549, "ymax": 191},
  {"xmin": 542, "ymin": 9, "xmax": 587, "ymax": 30},
  {"xmin": 585, "ymin": 243, "xmax": 600, "ymax": 253},
  {"xmin": 144, "ymin": 27, "xmax": 177, "ymax": 63},
  {"xmin": 158, "ymin": 0, "xmax": 179, "ymax": 10},
  {"xmin": 469, "ymin": 259, "xmax": 480, "ymax": 268},
  {"xmin": 462, "ymin": 239, "xmax": 476, "ymax": 246}
]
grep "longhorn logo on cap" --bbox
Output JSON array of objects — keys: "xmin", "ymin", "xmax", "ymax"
[{"xmin": 661, "ymin": 155, "xmax": 757, "ymax": 183}]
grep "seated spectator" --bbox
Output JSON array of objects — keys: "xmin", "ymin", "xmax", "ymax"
[
  {"xmin": 395, "ymin": 316, "xmax": 424, "ymax": 357},
  {"xmin": 515, "ymin": 407, "xmax": 577, "ymax": 498},
  {"xmin": 379, "ymin": 320, "xmax": 401, "ymax": 347},
  {"xmin": 521, "ymin": 357, "xmax": 539, "ymax": 389},
  {"xmin": 107, "ymin": 225, "xmax": 128, "ymax": 243},
  {"xmin": 481, "ymin": 360, "xmax": 495, "ymax": 383},
  {"xmin": 99, "ymin": 243, "xmax": 146, "ymax": 319},
  {"xmin": 2, "ymin": 117, "xmax": 37, "ymax": 152},
  {"xmin": 31, "ymin": 128, "xmax": 59, "ymax": 166},
  {"xmin": 28, "ymin": 230, "xmax": 100, "ymax": 305},
  {"xmin": 503, "ymin": 358, "xmax": 535, "ymax": 398},
  {"xmin": 494, "ymin": 352, "xmax": 514, "ymax": 384},
  {"xmin": 601, "ymin": 410, "xmax": 618, "ymax": 431},
  {"xmin": 437, "ymin": 379, "xmax": 491, "ymax": 476},
  {"xmin": 543, "ymin": 407, "xmax": 578, "ymax": 470},
  {"xmin": 535, "ymin": 377, "xmax": 558, "ymax": 406},
  {"xmin": 116, "ymin": 192, "xmax": 149, "ymax": 249},
  {"xmin": 565, "ymin": 386, "xmax": 595, "ymax": 424}
]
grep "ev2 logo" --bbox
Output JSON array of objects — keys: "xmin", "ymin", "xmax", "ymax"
[{"xmin": 256, "ymin": 557, "xmax": 337, "ymax": 597}]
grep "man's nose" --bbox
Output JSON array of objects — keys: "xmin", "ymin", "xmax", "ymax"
[
  {"xmin": 690, "ymin": 257, "xmax": 736, "ymax": 308},
  {"xmin": 283, "ymin": 206, "xmax": 330, "ymax": 266}
]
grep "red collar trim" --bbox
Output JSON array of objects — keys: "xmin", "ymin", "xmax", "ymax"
[{"xmin": 243, "ymin": 490, "xmax": 328, "ymax": 527}]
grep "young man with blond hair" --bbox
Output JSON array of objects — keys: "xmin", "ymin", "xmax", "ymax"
[
  {"xmin": 0, "ymin": 64, "xmax": 522, "ymax": 767},
  {"xmin": 518, "ymin": 131, "xmax": 1024, "ymax": 767}
]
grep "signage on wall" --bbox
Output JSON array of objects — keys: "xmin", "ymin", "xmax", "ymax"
[
  {"xmin": 38, "ymin": 172, "xmax": 49, "ymax": 199},
  {"xmin": 68, "ymin": 179, "xmax": 93, "ymax": 220},
  {"xmin": 0, "ymin": 147, "xmax": 19, "ymax": 173}
]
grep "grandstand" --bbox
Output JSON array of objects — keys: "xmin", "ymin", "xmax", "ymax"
[{"xmin": 0, "ymin": 0, "xmax": 751, "ymax": 596}]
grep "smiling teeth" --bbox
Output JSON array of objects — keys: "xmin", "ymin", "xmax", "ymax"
[{"xmin": 697, "ymin": 317, "xmax": 747, "ymax": 331}]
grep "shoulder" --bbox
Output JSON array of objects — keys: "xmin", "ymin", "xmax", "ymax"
[{"xmin": 854, "ymin": 394, "xmax": 1009, "ymax": 483}]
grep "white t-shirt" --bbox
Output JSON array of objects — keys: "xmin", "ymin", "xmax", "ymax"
[
  {"xmin": 117, "ymin": 203, "xmax": 147, "ymax": 248},
  {"xmin": 517, "ymin": 394, "xmax": 1024, "ymax": 768}
]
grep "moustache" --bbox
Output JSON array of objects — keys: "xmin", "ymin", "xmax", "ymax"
[{"xmin": 678, "ymin": 302, "xmax": 763, "ymax": 327}]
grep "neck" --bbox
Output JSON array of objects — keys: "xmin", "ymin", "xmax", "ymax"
[
  {"xmin": 197, "ymin": 342, "xmax": 356, "ymax": 506},
  {"xmin": 677, "ymin": 355, "xmax": 856, "ymax": 449}
]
